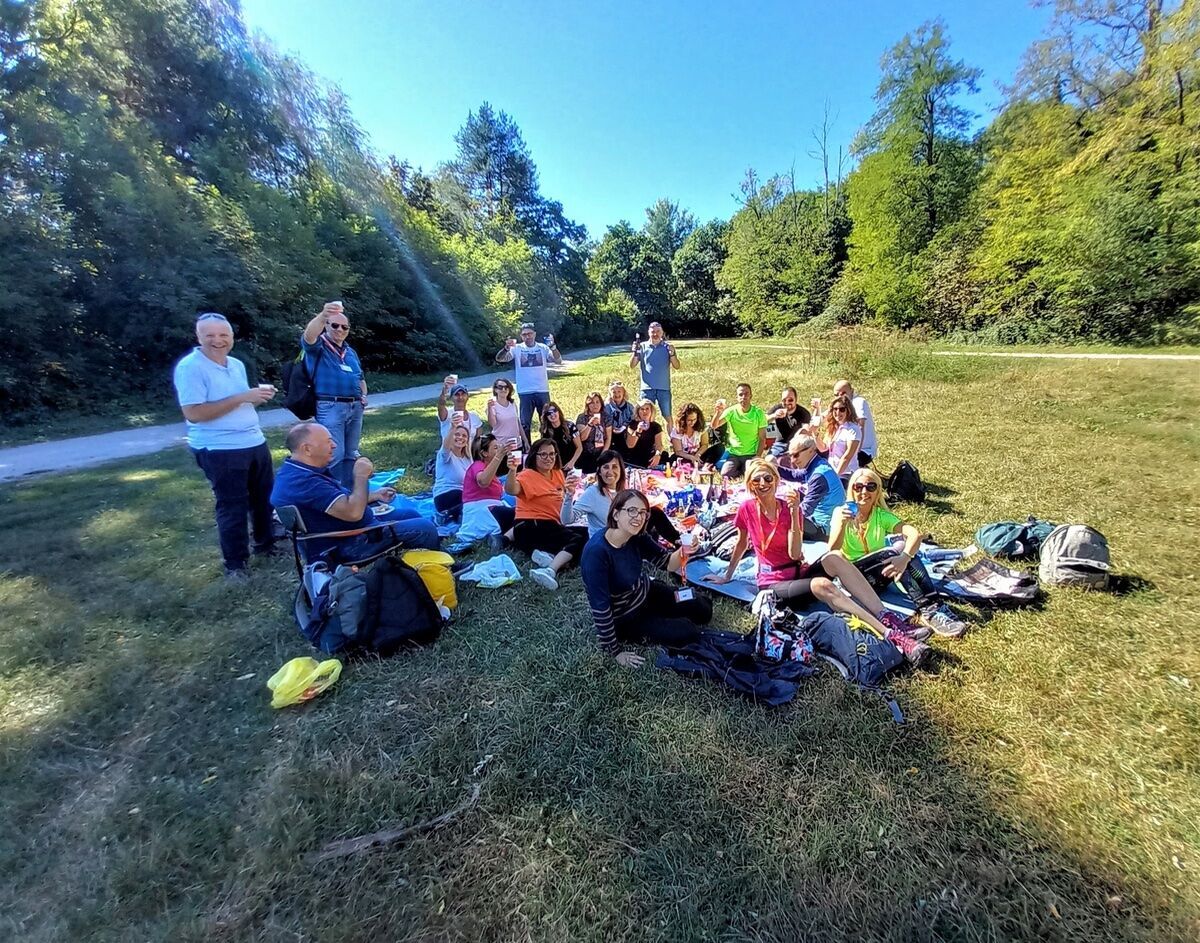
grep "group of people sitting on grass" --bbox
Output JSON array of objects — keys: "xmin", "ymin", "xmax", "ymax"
[{"xmin": 270, "ymin": 364, "xmax": 960, "ymax": 671}]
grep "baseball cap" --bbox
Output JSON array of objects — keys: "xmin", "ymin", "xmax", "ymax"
[{"xmin": 449, "ymin": 384, "xmax": 469, "ymax": 396}]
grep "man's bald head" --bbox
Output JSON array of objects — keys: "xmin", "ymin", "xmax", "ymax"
[
  {"xmin": 286, "ymin": 421, "xmax": 322, "ymax": 453},
  {"xmin": 833, "ymin": 379, "xmax": 854, "ymax": 398}
]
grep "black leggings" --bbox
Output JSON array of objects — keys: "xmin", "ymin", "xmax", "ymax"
[
  {"xmin": 511, "ymin": 518, "xmax": 588, "ymax": 564},
  {"xmin": 646, "ymin": 507, "xmax": 680, "ymax": 545},
  {"xmin": 767, "ymin": 556, "xmax": 829, "ymax": 610},
  {"xmin": 434, "ymin": 489, "xmax": 463, "ymax": 520},
  {"xmin": 488, "ymin": 504, "xmax": 516, "ymax": 533},
  {"xmin": 615, "ymin": 580, "xmax": 712, "ymax": 648},
  {"xmin": 853, "ymin": 548, "xmax": 937, "ymax": 606}
]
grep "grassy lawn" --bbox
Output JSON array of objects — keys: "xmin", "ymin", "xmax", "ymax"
[{"xmin": 1, "ymin": 338, "xmax": 1197, "ymax": 941}]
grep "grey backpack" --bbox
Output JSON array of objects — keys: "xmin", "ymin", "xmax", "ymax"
[{"xmin": 1038, "ymin": 524, "xmax": 1111, "ymax": 590}]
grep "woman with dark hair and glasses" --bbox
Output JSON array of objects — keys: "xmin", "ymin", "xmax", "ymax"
[
  {"xmin": 703, "ymin": 459, "xmax": 931, "ymax": 666},
  {"xmin": 504, "ymin": 438, "xmax": 587, "ymax": 590},
  {"xmin": 828, "ymin": 468, "xmax": 968, "ymax": 637},
  {"xmin": 539, "ymin": 401, "xmax": 583, "ymax": 473},
  {"xmin": 581, "ymin": 489, "xmax": 712, "ymax": 668},
  {"xmin": 818, "ymin": 393, "xmax": 861, "ymax": 483}
]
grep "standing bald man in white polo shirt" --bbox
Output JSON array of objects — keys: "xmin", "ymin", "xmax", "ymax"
[{"xmin": 173, "ymin": 313, "xmax": 277, "ymax": 579}]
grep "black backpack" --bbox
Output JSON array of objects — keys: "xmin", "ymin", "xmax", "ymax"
[
  {"xmin": 281, "ymin": 350, "xmax": 317, "ymax": 420},
  {"xmin": 301, "ymin": 556, "xmax": 444, "ymax": 656},
  {"xmin": 885, "ymin": 460, "xmax": 926, "ymax": 504}
]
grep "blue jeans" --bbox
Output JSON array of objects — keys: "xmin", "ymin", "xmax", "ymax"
[
  {"xmin": 518, "ymin": 390, "xmax": 550, "ymax": 441},
  {"xmin": 326, "ymin": 510, "xmax": 440, "ymax": 563},
  {"xmin": 641, "ymin": 388, "xmax": 672, "ymax": 424},
  {"xmin": 191, "ymin": 442, "xmax": 275, "ymax": 572},
  {"xmin": 316, "ymin": 399, "xmax": 363, "ymax": 487}
]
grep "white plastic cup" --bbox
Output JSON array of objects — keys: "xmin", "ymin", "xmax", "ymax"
[{"xmin": 679, "ymin": 532, "xmax": 694, "ymax": 549}]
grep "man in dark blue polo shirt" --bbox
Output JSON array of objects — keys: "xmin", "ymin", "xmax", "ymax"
[
  {"xmin": 302, "ymin": 301, "xmax": 367, "ymax": 486},
  {"xmin": 271, "ymin": 422, "xmax": 439, "ymax": 562}
]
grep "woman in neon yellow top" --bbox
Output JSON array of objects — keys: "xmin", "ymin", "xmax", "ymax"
[{"xmin": 828, "ymin": 468, "xmax": 968, "ymax": 637}]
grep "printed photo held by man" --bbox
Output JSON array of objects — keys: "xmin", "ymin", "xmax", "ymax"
[{"xmin": 173, "ymin": 313, "xmax": 277, "ymax": 580}]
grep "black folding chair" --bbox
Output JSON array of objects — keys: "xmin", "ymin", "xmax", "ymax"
[{"xmin": 274, "ymin": 505, "xmax": 403, "ymax": 579}]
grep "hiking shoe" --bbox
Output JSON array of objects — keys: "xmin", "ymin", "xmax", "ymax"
[
  {"xmin": 917, "ymin": 603, "xmax": 968, "ymax": 638},
  {"xmin": 530, "ymin": 549, "xmax": 556, "ymax": 569},
  {"xmin": 530, "ymin": 567, "xmax": 559, "ymax": 591},
  {"xmin": 885, "ymin": 629, "xmax": 932, "ymax": 668}
]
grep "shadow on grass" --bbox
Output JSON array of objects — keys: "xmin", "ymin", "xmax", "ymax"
[{"xmin": 1108, "ymin": 574, "xmax": 1158, "ymax": 598}]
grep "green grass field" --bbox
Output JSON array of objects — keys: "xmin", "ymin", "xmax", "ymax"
[{"xmin": 1, "ymin": 338, "xmax": 1197, "ymax": 941}]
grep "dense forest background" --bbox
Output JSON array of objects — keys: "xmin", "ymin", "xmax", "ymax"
[{"xmin": 1, "ymin": 0, "xmax": 1197, "ymax": 420}]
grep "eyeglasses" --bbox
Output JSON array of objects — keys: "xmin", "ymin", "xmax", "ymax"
[
  {"xmin": 852, "ymin": 481, "xmax": 879, "ymax": 493},
  {"xmin": 536, "ymin": 451, "xmax": 556, "ymax": 460},
  {"xmin": 327, "ymin": 323, "xmax": 349, "ymax": 331},
  {"xmin": 621, "ymin": 507, "xmax": 649, "ymax": 521}
]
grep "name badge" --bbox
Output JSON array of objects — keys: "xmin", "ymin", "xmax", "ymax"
[
  {"xmin": 340, "ymin": 363, "xmax": 354, "ymax": 372},
  {"xmin": 675, "ymin": 587, "xmax": 694, "ymax": 602}
]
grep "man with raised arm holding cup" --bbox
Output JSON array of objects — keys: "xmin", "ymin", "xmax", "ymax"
[
  {"xmin": 629, "ymin": 321, "xmax": 680, "ymax": 422},
  {"xmin": 494, "ymin": 322, "xmax": 561, "ymax": 440},
  {"xmin": 301, "ymin": 301, "xmax": 368, "ymax": 487}
]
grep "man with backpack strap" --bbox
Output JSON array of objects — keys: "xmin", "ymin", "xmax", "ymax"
[{"xmin": 302, "ymin": 301, "xmax": 368, "ymax": 486}]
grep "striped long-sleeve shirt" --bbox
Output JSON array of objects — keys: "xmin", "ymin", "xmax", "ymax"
[{"xmin": 580, "ymin": 531, "xmax": 671, "ymax": 654}]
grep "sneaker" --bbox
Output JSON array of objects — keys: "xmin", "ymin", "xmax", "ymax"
[
  {"xmin": 885, "ymin": 629, "xmax": 932, "ymax": 668},
  {"xmin": 918, "ymin": 603, "xmax": 969, "ymax": 638},
  {"xmin": 486, "ymin": 532, "xmax": 504, "ymax": 552},
  {"xmin": 899, "ymin": 612, "xmax": 934, "ymax": 642},
  {"xmin": 529, "ymin": 567, "xmax": 559, "ymax": 591},
  {"xmin": 225, "ymin": 567, "xmax": 250, "ymax": 583},
  {"xmin": 530, "ymin": 549, "xmax": 556, "ymax": 569}
]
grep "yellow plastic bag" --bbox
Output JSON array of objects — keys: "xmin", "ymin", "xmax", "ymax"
[
  {"xmin": 267, "ymin": 657, "xmax": 342, "ymax": 709},
  {"xmin": 402, "ymin": 549, "xmax": 458, "ymax": 609}
]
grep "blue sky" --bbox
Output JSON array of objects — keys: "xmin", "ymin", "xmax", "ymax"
[{"xmin": 241, "ymin": 0, "xmax": 1051, "ymax": 240}]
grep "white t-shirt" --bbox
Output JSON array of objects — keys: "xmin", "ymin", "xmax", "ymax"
[
  {"xmin": 438, "ymin": 411, "xmax": 484, "ymax": 440},
  {"xmin": 828, "ymin": 423, "xmax": 861, "ymax": 476},
  {"xmin": 173, "ymin": 349, "xmax": 266, "ymax": 450},
  {"xmin": 854, "ymin": 395, "xmax": 877, "ymax": 458},
  {"xmin": 510, "ymin": 342, "xmax": 552, "ymax": 394}
]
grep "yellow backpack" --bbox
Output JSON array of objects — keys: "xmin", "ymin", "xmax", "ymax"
[{"xmin": 401, "ymin": 549, "xmax": 457, "ymax": 609}]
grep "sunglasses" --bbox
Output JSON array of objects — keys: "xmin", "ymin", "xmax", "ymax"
[
  {"xmin": 327, "ymin": 323, "xmax": 350, "ymax": 331},
  {"xmin": 832, "ymin": 406, "xmax": 848, "ymax": 413},
  {"xmin": 852, "ymin": 481, "xmax": 879, "ymax": 493},
  {"xmin": 749, "ymin": 474, "xmax": 775, "ymax": 485},
  {"xmin": 545, "ymin": 409, "xmax": 559, "ymax": 416}
]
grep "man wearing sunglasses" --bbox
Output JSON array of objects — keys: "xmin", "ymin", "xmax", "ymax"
[
  {"xmin": 302, "ymin": 301, "xmax": 368, "ymax": 486},
  {"xmin": 778, "ymin": 434, "xmax": 846, "ymax": 540},
  {"xmin": 174, "ymin": 312, "xmax": 277, "ymax": 579}
]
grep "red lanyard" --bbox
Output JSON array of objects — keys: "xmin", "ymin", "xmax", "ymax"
[
  {"xmin": 755, "ymin": 501, "xmax": 785, "ymax": 554},
  {"xmin": 320, "ymin": 335, "xmax": 348, "ymax": 363}
]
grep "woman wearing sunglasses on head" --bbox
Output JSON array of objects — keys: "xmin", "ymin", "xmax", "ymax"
[
  {"xmin": 581, "ymin": 489, "xmax": 712, "ymax": 668},
  {"xmin": 828, "ymin": 469, "xmax": 968, "ymax": 637},
  {"xmin": 818, "ymin": 393, "xmax": 861, "ymax": 483},
  {"xmin": 505, "ymin": 438, "xmax": 588, "ymax": 591},
  {"xmin": 703, "ymin": 459, "xmax": 931, "ymax": 666},
  {"xmin": 487, "ymin": 378, "xmax": 527, "ymax": 452}
]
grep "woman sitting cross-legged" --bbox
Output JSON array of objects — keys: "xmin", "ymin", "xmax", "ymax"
[
  {"xmin": 581, "ymin": 488, "xmax": 713, "ymax": 668},
  {"xmin": 540, "ymin": 401, "xmax": 584, "ymax": 473},
  {"xmin": 668, "ymin": 402, "xmax": 709, "ymax": 467},
  {"xmin": 702, "ymin": 459, "xmax": 931, "ymax": 666},
  {"xmin": 433, "ymin": 418, "xmax": 473, "ymax": 522},
  {"xmin": 504, "ymin": 437, "xmax": 588, "ymax": 591},
  {"xmin": 457, "ymin": 434, "xmax": 517, "ymax": 545},
  {"xmin": 827, "ymin": 468, "xmax": 968, "ymax": 637},
  {"xmin": 623, "ymin": 399, "xmax": 665, "ymax": 469},
  {"xmin": 564, "ymin": 448, "xmax": 680, "ymax": 544}
]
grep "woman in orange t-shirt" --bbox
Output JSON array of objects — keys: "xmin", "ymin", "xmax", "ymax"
[{"xmin": 504, "ymin": 438, "xmax": 588, "ymax": 591}]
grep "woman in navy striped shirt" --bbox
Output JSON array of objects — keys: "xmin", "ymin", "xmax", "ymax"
[{"xmin": 580, "ymin": 489, "xmax": 712, "ymax": 667}]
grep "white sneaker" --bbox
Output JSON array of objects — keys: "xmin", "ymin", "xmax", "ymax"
[
  {"xmin": 530, "ymin": 549, "xmax": 556, "ymax": 569},
  {"xmin": 530, "ymin": 567, "xmax": 559, "ymax": 591}
]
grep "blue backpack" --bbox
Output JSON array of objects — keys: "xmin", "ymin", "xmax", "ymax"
[{"xmin": 975, "ymin": 517, "xmax": 1056, "ymax": 560}]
